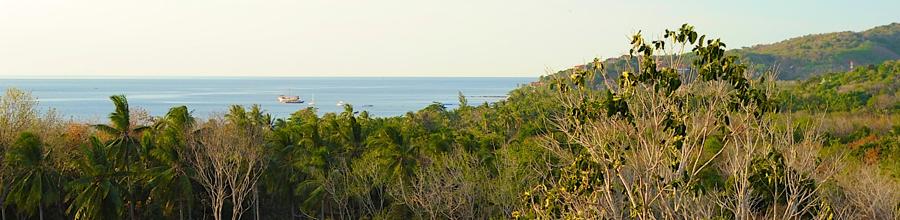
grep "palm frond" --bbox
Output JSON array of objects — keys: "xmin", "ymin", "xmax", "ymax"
[{"xmin": 91, "ymin": 124, "xmax": 121, "ymax": 137}]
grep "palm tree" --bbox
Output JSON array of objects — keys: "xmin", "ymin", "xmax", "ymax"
[
  {"xmin": 144, "ymin": 106, "xmax": 195, "ymax": 219},
  {"xmin": 226, "ymin": 104, "xmax": 273, "ymax": 132},
  {"xmin": 295, "ymin": 169, "xmax": 328, "ymax": 219},
  {"xmin": 67, "ymin": 136, "xmax": 126, "ymax": 220},
  {"xmin": 270, "ymin": 108, "xmax": 343, "ymax": 218},
  {"xmin": 368, "ymin": 125, "xmax": 418, "ymax": 182},
  {"xmin": 263, "ymin": 120, "xmax": 305, "ymax": 218},
  {"xmin": 286, "ymin": 111, "xmax": 337, "ymax": 219},
  {"xmin": 294, "ymin": 131, "xmax": 335, "ymax": 219},
  {"xmin": 296, "ymin": 113, "xmax": 328, "ymax": 170},
  {"xmin": 340, "ymin": 105, "xmax": 364, "ymax": 158},
  {"xmin": 4, "ymin": 132, "xmax": 59, "ymax": 220},
  {"xmin": 92, "ymin": 95, "xmax": 148, "ymax": 220},
  {"xmin": 93, "ymin": 95, "xmax": 148, "ymax": 165}
]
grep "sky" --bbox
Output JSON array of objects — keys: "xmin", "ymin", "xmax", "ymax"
[{"xmin": 0, "ymin": 0, "xmax": 898, "ymax": 78}]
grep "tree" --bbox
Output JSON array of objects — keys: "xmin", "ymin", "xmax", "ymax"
[
  {"xmin": 458, "ymin": 91, "xmax": 469, "ymax": 110},
  {"xmin": 295, "ymin": 168, "xmax": 329, "ymax": 219},
  {"xmin": 223, "ymin": 105, "xmax": 269, "ymax": 220},
  {"xmin": 4, "ymin": 132, "xmax": 59, "ymax": 220},
  {"xmin": 0, "ymin": 88, "xmax": 40, "ymax": 220},
  {"xmin": 521, "ymin": 24, "xmax": 833, "ymax": 219},
  {"xmin": 185, "ymin": 120, "xmax": 230, "ymax": 220},
  {"xmin": 144, "ymin": 106, "xmax": 195, "ymax": 219},
  {"xmin": 93, "ymin": 95, "xmax": 149, "ymax": 167},
  {"xmin": 368, "ymin": 125, "xmax": 418, "ymax": 183},
  {"xmin": 400, "ymin": 151, "xmax": 486, "ymax": 219},
  {"xmin": 340, "ymin": 104, "xmax": 364, "ymax": 158},
  {"xmin": 263, "ymin": 116, "xmax": 306, "ymax": 218},
  {"xmin": 0, "ymin": 88, "xmax": 39, "ymax": 147},
  {"xmin": 67, "ymin": 137, "xmax": 126, "ymax": 220},
  {"xmin": 92, "ymin": 95, "xmax": 149, "ymax": 220},
  {"xmin": 189, "ymin": 106, "xmax": 269, "ymax": 220},
  {"xmin": 291, "ymin": 109, "xmax": 334, "ymax": 219}
]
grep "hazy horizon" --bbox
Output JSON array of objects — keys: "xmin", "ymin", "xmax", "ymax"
[
  {"xmin": 0, "ymin": 74, "xmax": 534, "ymax": 79},
  {"xmin": 1, "ymin": 0, "xmax": 898, "ymax": 78}
]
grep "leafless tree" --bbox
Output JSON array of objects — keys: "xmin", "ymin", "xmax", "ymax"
[
  {"xmin": 397, "ymin": 150, "xmax": 487, "ymax": 219},
  {"xmin": 0, "ymin": 88, "xmax": 39, "ymax": 145},
  {"xmin": 831, "ymin": 164, "xmax": 900, "ymax": 219},
  {"xmin": 186, "ymin": 116, "xmax": 268, "ymax": 220},
  {"xmin": 186, "ymin": 119, "xmax": 230, "ymax": 220}
]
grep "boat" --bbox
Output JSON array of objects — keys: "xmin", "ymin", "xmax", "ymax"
[
  {"xmin": 277, "ymin": 95, "xmax": 304, "ymax": 104},
  {"xmin": 336, "ymin": 101, "xmax": 345, "ymax": 106},
  {"xmin": 308, "ymin": 94, "xmax": 316, "ymax": 106}
]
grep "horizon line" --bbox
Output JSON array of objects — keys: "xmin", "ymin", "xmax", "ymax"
[{"xmin": 0, "ymin": 74, "xmax": 541, "ymax": 80}]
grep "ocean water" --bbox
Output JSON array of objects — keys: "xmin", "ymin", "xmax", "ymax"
[{"xmin": 0, "ymin": 77, "xmax": 533, "ymax": 121}]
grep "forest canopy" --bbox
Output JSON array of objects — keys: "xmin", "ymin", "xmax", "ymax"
[{"xmin": 1, "ymin": 24, "xmax": 899, "ymax": 219}]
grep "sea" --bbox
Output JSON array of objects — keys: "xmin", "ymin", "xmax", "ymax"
[{"xmin": 0, "ymin": 77, "xmax": 534, "ymax": 121}]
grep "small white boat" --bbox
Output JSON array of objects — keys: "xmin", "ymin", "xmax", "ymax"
[
  {"xmin": 277, "ymin": 95, "xmax": 304, "ymax": 104},
  {"xmin": 308, "ymin": 94, "xmax": 316, "ymax": 106},
  {"xmin": 336, "ymin": 101, "xmax": 345, "ymax": 106}
]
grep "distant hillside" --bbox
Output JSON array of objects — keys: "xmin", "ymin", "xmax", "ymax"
[
  {"xmin": 778, "ymin": 59, "xmax": 900, "ymax": 112},
  {"xmin": 543, "ymin": 23, "xmax": 900, "ymax": 81},
  {"xmin": 737, "ymin": 22, "xmax": 900, "ymax": 80}
]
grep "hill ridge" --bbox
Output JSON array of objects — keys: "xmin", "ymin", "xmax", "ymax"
[{"xmin": 547, "ymin": 22, "xmax": 900, "ymax": 81}]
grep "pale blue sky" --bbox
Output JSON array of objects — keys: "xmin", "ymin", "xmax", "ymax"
[{"xmin": 0, "ymin": 0, "xmax": 897, "ymax": 78}]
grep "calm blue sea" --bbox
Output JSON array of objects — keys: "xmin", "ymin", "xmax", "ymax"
[{"xmin": 0, "ymin": 77, "xmax": 534, "ymax": 121}]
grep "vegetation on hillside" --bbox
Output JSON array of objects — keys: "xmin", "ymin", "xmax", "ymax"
[
  {"xmin": 737, "ymin": 23, "xmax": 900, "ymax": 80},
  {"xmin": 778, "ymin": 60, "xmax": 900, "ymax": 112},
  {"xmin": 546, "ymin": 23, "xmax": 900, "ymax": 82},
  {"xmin": 0, "ymin": 24, "xmax": 898, "ymax": 219},
  {"xmin": 779, "ymin": 59, "xmax": 900, "ymax": 185}
]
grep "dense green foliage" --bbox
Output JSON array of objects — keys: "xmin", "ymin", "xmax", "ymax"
[
  {"xmin": 0, "ymin": 83, "xmax": 562, "ymax": 219},
  {"xmin": 0, "ymin": 24, "xmax": 898, "ymax": 219},
  {"xmin": 778, "ymin": 60, "xmax": 900, "ymax": 112}
]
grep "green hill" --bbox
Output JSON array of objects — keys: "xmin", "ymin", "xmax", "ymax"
[
  {"xmin": 778, "ymin": 59, "xmax": 900, "ymax": 112},
  {"xmin": 737, "ymin": 22, "xmax": 900, "ymax": 80},
  {"xmin": 544, "ymin": 23, "xmax": 900, "ymax": 81}
]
